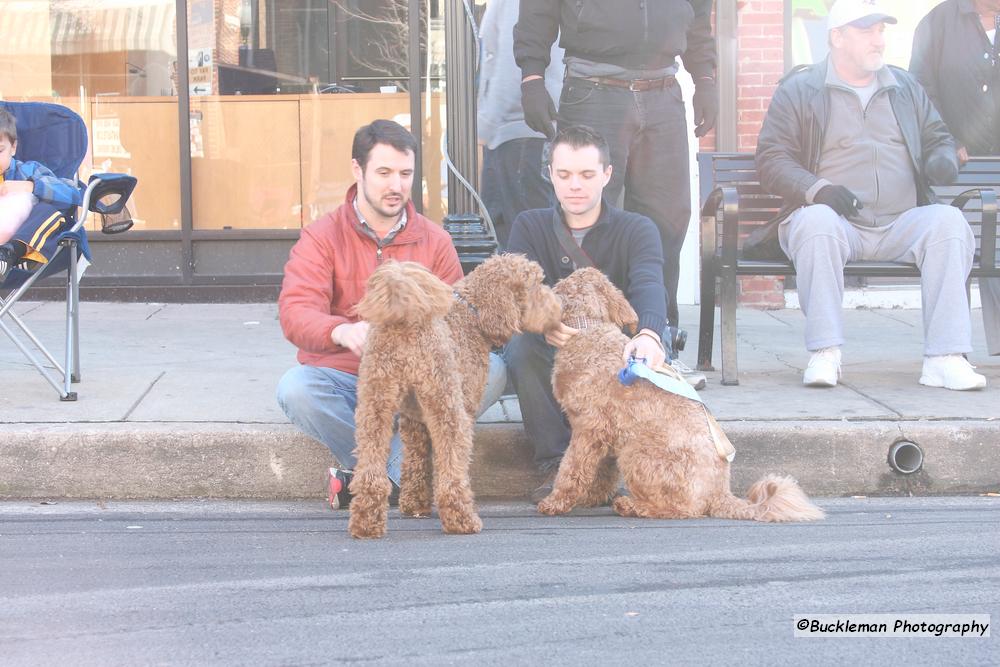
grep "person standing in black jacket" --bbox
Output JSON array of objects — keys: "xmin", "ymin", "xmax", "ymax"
[
  {"xmin": 504, "ymin": 125, "xmax": 673, "ymax": 502},
  {"xmin": 514, "ymin": 0, "xmax": 716, "ymax": 386},
  {"xmin": 910, "ymin": 0, "xmax": 1000, "ymax": 358}
]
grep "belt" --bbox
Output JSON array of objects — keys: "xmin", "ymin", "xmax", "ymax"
[{"xmin": 576, "ymin": 75, "xmax": 675, "ymax": 92}]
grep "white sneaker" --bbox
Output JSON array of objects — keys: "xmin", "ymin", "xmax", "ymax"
[
  {"xmin": 919, "ymin": 355, "xmax": 987, "ymax": 391},
  {"xmin": 803, "ymin": 347, "xmax": 841, "ymax": 387},
  {"xmin": 669, "ymin": 358, "xmax": 707, "ymax": 390}
]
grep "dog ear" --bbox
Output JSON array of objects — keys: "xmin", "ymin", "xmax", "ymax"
[
  {"xmin": 356, "ymin": 261, "xmax": 452, "ymax": 326},
  {"xmin": 461, "ymin": 254, "xmax": 540, "ymax": 341},
  {"xmin": 595, "ymin": 272, "xmax": 639, "ymax": 334}
]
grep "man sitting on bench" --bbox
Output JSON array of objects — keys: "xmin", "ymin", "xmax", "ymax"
[{"xmin": 755, "ymin": 0, "xmax": 986, "ymax": 391}]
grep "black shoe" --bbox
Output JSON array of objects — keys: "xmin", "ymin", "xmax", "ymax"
[
  {"xmin": 327, "ymin": 467, "xmax": 400, "ymax": 509},
  {"xmin": 0, "ymin": 243, "xmax": 15, "ymax": 283},
  {"xmin": 530, "ymin": 467, "xmax": 559, "ymax": 504},
  {"xmin": 664, "ymin": 326, "xmax": 687, "ymax": 355},
  {"xmin": 327, "ymin": 467, "xmax": 353, "ymax": 509}
]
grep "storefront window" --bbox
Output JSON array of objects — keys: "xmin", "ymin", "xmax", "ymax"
[
  {"xmin": 0, "ymin": 0, "xmax": 453, "ymax": 234},
  {"xmin": 790, "ymin": 0, "xmax": 941, "ymax": 68},
  {"xmin": 188, "ymin": 0, "xmax": 449, "ymax": 231},
  {"xmin": 0, "ymin": 0, "xmax": 181, "ymax": 233}
]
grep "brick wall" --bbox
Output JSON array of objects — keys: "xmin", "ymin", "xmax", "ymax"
[{"xmin": 701, "ymin": 0, "xmax": 787, "ymax": 309}]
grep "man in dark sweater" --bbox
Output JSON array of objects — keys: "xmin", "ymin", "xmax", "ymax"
[
  {"xmin": 504, "ymin": 125, "xmax": 673, "ymax": 502},
  {"xmin": 514, "ymin": 0, "xmax": 718, "ymax": 384}
]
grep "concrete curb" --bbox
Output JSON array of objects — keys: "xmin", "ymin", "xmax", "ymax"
[{"xmin": 1, "ymin": 421, "xmax": 997, "ymax": 500}]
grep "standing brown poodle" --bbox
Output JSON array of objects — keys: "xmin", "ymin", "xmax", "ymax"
[
  {"xmin": 539, "ymin": 268, "xmax": 824, "ymax": 523},
  {"xmin": 350, "ymin": 254, "xmax": 562, "ymax": 538}
]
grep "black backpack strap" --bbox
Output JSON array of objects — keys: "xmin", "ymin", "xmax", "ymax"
[{"xmin": 551, "ymin": 208, "xmax": 594, "ymax": 269}]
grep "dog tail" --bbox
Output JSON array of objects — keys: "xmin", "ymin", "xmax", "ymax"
[
  {"xmin": 710, "ymin": 475, "xmax": 824, "ymax": 523},
  {"xmin": 355, "ymin": 260, "xmax": 454, "ymax": 326}
]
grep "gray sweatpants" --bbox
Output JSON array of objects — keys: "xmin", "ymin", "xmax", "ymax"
[
  {"xmin": 779, "ymin": 204, "xmax": 974, "ymax": 355},
  {"xmin": 982, "ymin": 278, "xmax": 1000, "ymax": 355}
]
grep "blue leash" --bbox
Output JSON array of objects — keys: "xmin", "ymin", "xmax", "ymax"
[{"xmin": 618, "ymin": 358, "xmax": 703, "ymax": 404}]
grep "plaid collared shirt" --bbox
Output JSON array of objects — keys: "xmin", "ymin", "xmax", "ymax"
[
  {"xmin": 3, "ymin": 158, "xmax": 80, "ymax": 207},
  {"xmin": 352, "ymin": 197, "xmax": 408, "ymax": 264}
]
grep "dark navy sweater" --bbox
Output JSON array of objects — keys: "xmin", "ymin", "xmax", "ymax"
[{"xmin": 507, "ymin": 202, "xmax": 667, "ymax": 336}]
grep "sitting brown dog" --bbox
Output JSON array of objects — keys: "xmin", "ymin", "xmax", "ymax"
[
  {"xmin": 350, "ymin": 254, "xmax": 562, "ymax": 538},
  {"xmin": 539, "ymin": 268, "xmax": 824, "ymax": 522}
]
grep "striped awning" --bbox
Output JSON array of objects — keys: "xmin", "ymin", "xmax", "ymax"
[{"xmin": 0, "ymin": 0, "xmax": 176, "ymax": 57}]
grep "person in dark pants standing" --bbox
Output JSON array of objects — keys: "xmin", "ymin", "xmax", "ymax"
[
  {"xmin": 476, "ymin": 0, "xmax": 563, "ymax": 250},
  {"xmin": 910, "ymin": 0, "xmax": 1000, "ymax": 358},
  {"xmin": 513, "ymin": 0, "xmax": 717, "ymax": 387},
  {"xmin": 504, "ymin": 125, "xmax": 669, "ymax": 502}
]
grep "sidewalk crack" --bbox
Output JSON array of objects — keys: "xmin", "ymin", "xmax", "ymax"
[
  {"xmin": 737, "ymin": 332, "xmax": 800, "ymax": 372},
  {"xmin": 121, "ymin": 371, "xmax": 166, "ymax": 421},
  {"xmin": 838, "ymin": 380, "xmax": 903, "ymax": 417},
  {"xmin": 868, "ymin": 310, "xmax": 916, "ymax": 327}
]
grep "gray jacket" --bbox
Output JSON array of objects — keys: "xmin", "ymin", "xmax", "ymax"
[
  {"xmin": 755, "ymin": 59, "xmax": 957, "ymax": 225},
  {"xmin": 477, "ymin": 0, "xmax": 564, "ymax": 149}
]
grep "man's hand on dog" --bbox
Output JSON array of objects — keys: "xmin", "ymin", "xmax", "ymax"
[
  {"xmin": 332, "ymin": 321, "xmax": 370, "ymax": 357},
  {"xmin": 544, "ymin": 322, "xmax": 579, "ymax": 348},
  {"xmin": 623, "ymin": 329, "xmax": 666, "ymax": 368}
]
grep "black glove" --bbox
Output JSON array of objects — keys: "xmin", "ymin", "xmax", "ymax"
[
  {"xmin": 692, "ymin": 77, "xmax": 718, "ymax": 138},
  {"xmin": 520, "ymin": 77, "xmax": 557, "ymax": 140},
  {"xmin": 924, "ymin": 153, "xmax": 958, "ymax": 186},
  {"xmin": 814, "ymin": 184, "xmax": 863, "ymax": 218}
]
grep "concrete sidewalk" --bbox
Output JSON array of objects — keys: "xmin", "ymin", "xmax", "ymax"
[{"xmin": 1, "ymin": 300, "xmax": 998, "ymax": 500}]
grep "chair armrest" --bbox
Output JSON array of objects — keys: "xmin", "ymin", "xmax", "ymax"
[
  {"xmin": 951, "ymin": 187, "xmax": 998, "ymax": 270},
  {"xmin": 699, "ymin": 186, "xmax": 741, "ymax": 265},
  {"xmin": 699, "ymin": 186, "xmax": 725, "ymax": 271},
  {"xmin": 82, "ymin": 173, "xmax": 138, "ymax": 215},
  {"xmin": 718, "ymin": 186, "xmax": 741, "ymax": 270}
]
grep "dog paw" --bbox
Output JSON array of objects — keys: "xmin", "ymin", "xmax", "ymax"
[
  {"xmin": 536, "ymin": 496, "xmax": 571, "ymax": 515},
  {"xmin": 611, "ymin": 495, "xmax": 639, "ymax": 518},
  {"xmin": 348, "ymin": 510, "xmax": 388, "ymax": 539},
  {"xmin": 441, "ymin": 510, "xmax": 482, "ymax": 535},
  {"xmin": 399, "ymin": 501, "xmax": 432, "ymax": 518}
]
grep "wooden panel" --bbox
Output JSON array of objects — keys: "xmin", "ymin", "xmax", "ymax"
[
  {"xmin": 18, "ymin": 92, "xmax": 449, "ymax": 232},
  {"xmin": 84, "ymin": 98, "xmax": 181, "ymax": 232},
  {"xmin": 298, "ymin": 92, "xmax": 447, "ymax": 226},
  {"xmin": 298, "ymin": 93, "xmax": 409, "ymax": 224},
  {"xmin": 189, "ymin": 96, "xmax": 301, "ymax": 230}
]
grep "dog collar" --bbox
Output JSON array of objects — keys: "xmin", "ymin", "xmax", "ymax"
[
  {"xmin": 453, "ymin": 291, "xmax": 479, "ymax": 317},
  {"xmin": 565, "ymin": 316, "xmax": 604, "ymax": 330}
]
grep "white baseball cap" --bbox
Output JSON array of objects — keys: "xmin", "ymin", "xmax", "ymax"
[{"xmin": 827, "ymin": 0, "xmax": 898, "ymax": 31}]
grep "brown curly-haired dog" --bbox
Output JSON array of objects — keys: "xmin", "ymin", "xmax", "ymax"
[
  {"xmin": 349, "ymin": 254, "xmax": 562, "ymax": 538},
  {"xmin": 539, "ymin": 268, "xmax": 824, "ymax": 523}
]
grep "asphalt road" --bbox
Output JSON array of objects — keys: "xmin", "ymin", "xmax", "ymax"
[{"xmin": 1, "ymin": 498, "xmax": 998, "ymax": 666}]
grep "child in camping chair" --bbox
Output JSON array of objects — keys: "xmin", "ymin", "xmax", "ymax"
[{"xmin": 0, "ymin": 109, "xmax": 82, "ymax": 283}]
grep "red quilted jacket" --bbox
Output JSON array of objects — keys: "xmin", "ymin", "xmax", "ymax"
[{"xmin": 278, "ymin": 184, "xmax": 462, "ymax": 375}]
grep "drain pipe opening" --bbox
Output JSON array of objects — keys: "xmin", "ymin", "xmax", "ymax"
[{"xmin": 887, "ymin": 440, "xmax": 924, "ymax": 475}]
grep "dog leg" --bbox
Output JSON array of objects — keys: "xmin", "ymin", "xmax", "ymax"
[
  {"xmin": 349, "ymin": 383, "xmax": 402, "ymax": 539},
  {"xmin": 611, "ymin": 494, "xmax": 640, "ymax": 517},
  {"xmin": 537, "ymin": 430, "xmax": 607, "ymax": 515},
  {"xmin": 398, "ymin": 415, "xmax": 433, "ymax": 517},
  {"xmin": 418, "ymin": 387, "xmax": 482, "ymax": 535},
  {"xmin": 621, "ymin": 498, "xmax": 699, "ymax": 519},
  {"xmin": 577, "ymin": 456, "xmax": 620, "ymax": 508}
]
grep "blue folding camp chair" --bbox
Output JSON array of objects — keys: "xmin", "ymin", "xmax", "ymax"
[{"xmin": 0, "ymin": 101, "xmax": 137, "ymax": 401}]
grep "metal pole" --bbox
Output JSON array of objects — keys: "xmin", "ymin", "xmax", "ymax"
[
  {"xmin": 409, "ymin": 0, "xmax": 424, "ymax": 214},
  {"xmin": 444, "ymin": 0, "xmax": 477, "ymax": 215},
  {"xmin": 716, "ymin": 0, "xmax": 738, "ymax": 152},
  {"xmin": 176, "ymin": 0, "xmax": 194, "ymax": 283}
]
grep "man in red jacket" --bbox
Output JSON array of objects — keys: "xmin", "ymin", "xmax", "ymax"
[{"xmin": 276, "ymin": 120, "xmax": 506, "ymax": 508}]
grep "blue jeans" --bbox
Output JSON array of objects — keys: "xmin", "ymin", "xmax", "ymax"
[
  {"xmin": 481, "ymin": 138, "xmax": 554, "ymax": 251},
  {"xmin": 276, "ymin": 353, "xmax": 508, "ymax": 485},
  {"xmin": 503, "ymin": 332, "xmax": 568, "ymax": 472},
  {"xmin": 558, "ymin": 77, "xmax": 691, "ymax": 328}
]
